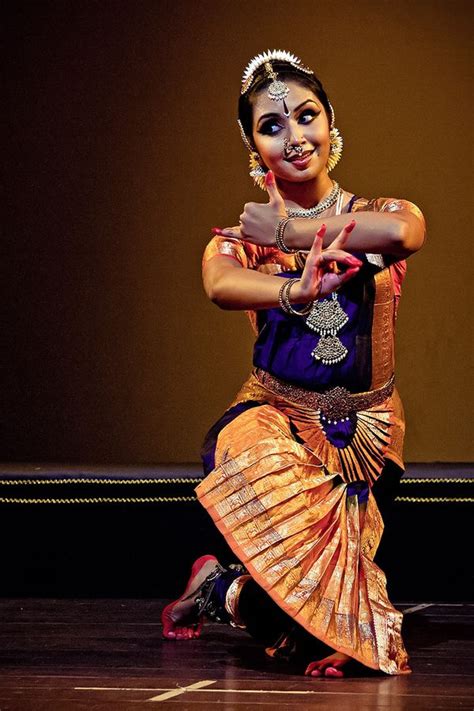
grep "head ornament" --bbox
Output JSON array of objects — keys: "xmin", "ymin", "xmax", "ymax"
[
  {"xmin": 241, "ymin": 50, "xmax": 313, "ymax": 95},
  {"xmin": 238, "ymin": 50, "xmax": 343, "ymax": 187}
]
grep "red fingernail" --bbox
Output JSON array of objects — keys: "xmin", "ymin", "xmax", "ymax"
[
  {"xmin": 317, "ymin": 224, "xmax": 326, "ymax": 237},
  {"xmin": 211, "ymin": 227, "xmax": 224, "ymax": 235},
  {"xmin": 345, "ymin": 219, "xmax": 356, "ymax": 232},
  {"xmin": 265, "ymin": 170, "xmax": 274, "ymax": 185}
]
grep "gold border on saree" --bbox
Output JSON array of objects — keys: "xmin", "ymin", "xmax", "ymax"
[{"xmin": 255, "ymin": 369, "xmax": 395, "ymax": 421}]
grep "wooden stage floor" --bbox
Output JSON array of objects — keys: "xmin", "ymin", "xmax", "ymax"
[{"xmin": 0, "ymin": 599, "xmax": 473, "ymax": 710}]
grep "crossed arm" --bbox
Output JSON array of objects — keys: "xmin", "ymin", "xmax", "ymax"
[
  {"xmin": 203, "ymin": 224, "xmax": 362, "ymax": 311},
  {"xmin": 204, "ymin": 171, "xmax": 425, "ymax": 311}
]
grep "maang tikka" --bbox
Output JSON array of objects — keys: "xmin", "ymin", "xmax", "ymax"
[
  {"xmin": 237, "ymin": 50, "xmax": 343, "ymax": 187},
  {"xmin": 237, "ymin": 118, "xmax": 266, "ymax": 189}
]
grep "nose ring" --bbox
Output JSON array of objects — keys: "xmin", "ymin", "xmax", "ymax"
[{"xmin": 283, "ymin": 138, "xmax": 304, "ymax": 157}]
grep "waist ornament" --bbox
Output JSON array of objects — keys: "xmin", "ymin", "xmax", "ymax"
[{"xmin": 255, "ymin": 369, "xmax": 395, "ymax": 423}]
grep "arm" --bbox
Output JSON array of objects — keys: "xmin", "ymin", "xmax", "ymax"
[
  {"xmin": 203, "ymin": 226, "xmax": 362, "ymax": 311},
  {"xmin": 284, "ymin": 207, "xmax": 425, "ymax": 258},
  {"xmin": 216, "ymin": 172, "xmax": 426, "ymax": 260},
  {"xmin": 204, "ymin": 255, "xmax": 296, "ymax": 310}
]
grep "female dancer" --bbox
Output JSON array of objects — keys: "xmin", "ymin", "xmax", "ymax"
[{"xmin": 162, "ymin": 50, "xmax": 425, "ymax": 677}]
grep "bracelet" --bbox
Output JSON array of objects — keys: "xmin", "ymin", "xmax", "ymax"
[
  {"xmin": 278, "ymin": 278, "xmax": 313, "ymax": 317},
  {"xmin": 274, "ymin": 217, "xmax": 295, "ymax": 254}
]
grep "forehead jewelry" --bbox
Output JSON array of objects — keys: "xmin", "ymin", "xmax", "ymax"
[
  {"xmin": 263, "ymin": 61, "xmax": 290, "ymax": 110},
  {"xmin": 241, "ymin": 50, "xmax": 313, "ymax": 95}
]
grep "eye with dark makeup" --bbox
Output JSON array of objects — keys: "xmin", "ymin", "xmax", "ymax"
[
  {"xmin": 258, "ymin": 118, "xmax": 283, "ymax": 136},
  {"xmin": 299, "ymin": 108, "xmax": 321, "ymax": 124},
  {"xmin": 257, "ymin": 107, "xmax": 321, "ymax": 136}
]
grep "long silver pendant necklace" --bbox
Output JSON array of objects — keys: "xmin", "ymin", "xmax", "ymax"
[
  {"xmin": 302, "ymin": 189, "xmax": 350, "ymax": 365},
  {"xmin": 306, "ymin": 292, "xmax": 349, "ymax": 364}
]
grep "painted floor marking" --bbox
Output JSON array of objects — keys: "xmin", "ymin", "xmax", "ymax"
[
  {"xmin": 403, "ymin": 603, "xmax": 433, "ymax": 614},
  {"xmin": 146, "ymin": 679, "xmax": 216, "ymax": 702},
  {"xmin": 74, "ymin": 685, "xmax": 364, "ymax": 698},
  {"xmin": 74, "ymin": 685, "xmax": 472, "ymax": 699}
]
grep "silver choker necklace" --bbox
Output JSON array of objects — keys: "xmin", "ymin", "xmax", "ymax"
[{"xmin": 287, "ymin": 182, "xmax": 342, "ymax": 219}]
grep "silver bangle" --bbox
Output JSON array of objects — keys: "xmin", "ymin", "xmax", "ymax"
[
  {"xmin": 278, "ymin": 278, "xmax": 312, "ymax": 316},
  {"xmin": 275, "ymin": 217, "xmax": 295, "ymax": 253}
]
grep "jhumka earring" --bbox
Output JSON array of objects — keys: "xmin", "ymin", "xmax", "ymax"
[
  {"xmin": 327, "ymin": 102, "xmax": 343, "ymax": 172},
  {"xmin": 249, "ymin": 153, "xmax": 266, "ymax": 189},
  {"xmin": 237, "ymin": 118, "xmax": 266, "ymax": 189}
]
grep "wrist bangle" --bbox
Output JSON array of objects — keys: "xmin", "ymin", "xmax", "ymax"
[
  {"xmin": 278, "ymin": 278, "xmax": 313, "ymax": 317},
  {"xmin": 275, "ymin": 217, "xmax": 295, "ymax": 254}
]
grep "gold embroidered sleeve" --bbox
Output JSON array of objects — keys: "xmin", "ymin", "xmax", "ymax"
[
  {"xmin": 202, "ymin": 236, "xmax": 249, "ymax": 269},
  {"xmin": 352, "ymin": 197, "xmax": 425, "ymax": 269},
  {"xmin": 353, "ymin": 197, "xmax": 425, "ymax": 225}
]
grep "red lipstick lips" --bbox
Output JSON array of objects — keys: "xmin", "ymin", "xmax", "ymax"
[{"xmin": 285, "ymin": 149, "xmax": 314, "ymax": 162}]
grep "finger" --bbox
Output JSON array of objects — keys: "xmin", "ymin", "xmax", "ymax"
[
  {"xmin": 264, "ymin": 170, "xmax": 285, "ymax": 207},
  {"xmin": 319, "ymin": 266, "xmax": 360, "ymax": 296},
  {"xmin": 304, "ymin": 225, "xmax": 325, "ymax": 269},
  {"xmin": 304, "ymin": 225, "xmax": 327, "ymax": 273},
  {"xmin": 330, "ymin": 219, "xmax": 356, "ymax": 249},
  {"xmin": 299, "ymin": 226, "xmax": 327, "ymax": 300},
  {"xmin": 320, "ymin": 249, "xmax": 362, "ymax": 267},
  {"xmin": 213, "ymin": 226, "xmax": 242, "ymax": 238},
  {"xmin": 338, "ymin": 265, "xmax": 360, "ymax": 283}
]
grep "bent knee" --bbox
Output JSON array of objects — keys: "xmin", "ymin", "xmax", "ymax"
[{"xmin": 215, "ymin": 404, "xmax": 293, "ymax": 463}]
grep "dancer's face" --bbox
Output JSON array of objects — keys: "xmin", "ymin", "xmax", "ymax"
[{"xmin": 251, "ymin": 80, "xmax": 331, "ymax": 183}]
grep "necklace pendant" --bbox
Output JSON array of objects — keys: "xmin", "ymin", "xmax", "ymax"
[
  {"xmin": 311, "ymin": 335, "xmax": 348, "ymax": 365},
  {"xmin": 306, "ymin": 292, "xmax": 349, "ymax": 366},
  {"xmin": 305, "ymin": 293, "xmax": 349, "ymax": 334}
]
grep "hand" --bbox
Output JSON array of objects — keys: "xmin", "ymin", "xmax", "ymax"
[
  {"xmin": 293, "ymin": 223, "xmax": 362, "ymax": 303},
  {"xmin": 212, "ymin": 171, "xmax": 287, "ymax": 245}
]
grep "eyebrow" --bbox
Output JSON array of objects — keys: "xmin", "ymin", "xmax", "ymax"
[{"xmin": 256, "ymin": 99, "xmax": 319, "ymax": 127}]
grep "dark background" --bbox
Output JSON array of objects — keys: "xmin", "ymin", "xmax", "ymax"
[{"xmin": 4, "ymin": 0, "xmax": 473, "ymax": 464}]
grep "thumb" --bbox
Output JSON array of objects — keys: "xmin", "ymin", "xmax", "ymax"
[{"xmin": 264, "ymin": 170, "xmax": 285, "ymax": 207}]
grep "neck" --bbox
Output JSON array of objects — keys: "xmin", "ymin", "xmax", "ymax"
[{"xmin": 277, "ymin": 173, "xmax": 334, "ymax": 209}]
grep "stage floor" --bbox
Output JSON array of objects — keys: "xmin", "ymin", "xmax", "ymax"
[{"xmin": 0, "ymin": 599, "xmax": 472, "ymax": 710}]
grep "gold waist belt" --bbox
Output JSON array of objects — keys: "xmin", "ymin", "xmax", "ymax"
[{"xmin": 255, "ymin": 369, "xmax": 395, "ymax": 421}]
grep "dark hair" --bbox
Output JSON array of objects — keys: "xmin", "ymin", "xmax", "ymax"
[{"xmin": 238, "ymin": 62, "xmax": 332, "ymax": 149}]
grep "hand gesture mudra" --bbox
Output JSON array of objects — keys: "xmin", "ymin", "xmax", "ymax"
[
  {"xmin": 214, "ymin": 170, "xmax": 287, "ymax": 244},
  {"xmin": 211, "ymin": 169, "xmax": 362, "ymax": 300},
  {"xmin": 295, "ymin": 222, "xmax": 362, "ymax": 302}
]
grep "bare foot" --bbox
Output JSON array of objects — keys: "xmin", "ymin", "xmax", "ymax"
[
  {"xmin": 305, "ymin": 651, "xmax": 351, "ymax": 678},
  {"xmin": 161, "ymin": 555, "xmax": 220, "ymax": 640}
]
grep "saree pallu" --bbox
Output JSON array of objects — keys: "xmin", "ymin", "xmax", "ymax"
[{"xmin": 195, "ymin": 374, "xmax": 410, "ymax": 675}]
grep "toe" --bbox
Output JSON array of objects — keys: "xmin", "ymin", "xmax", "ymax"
[
  {"xmin": 324, "ymin": 666, "xmax": 344, "ymax": 678},
  {"xmin": 305, "ymin": 661, "xmax": 323, "ymax": 676}
]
